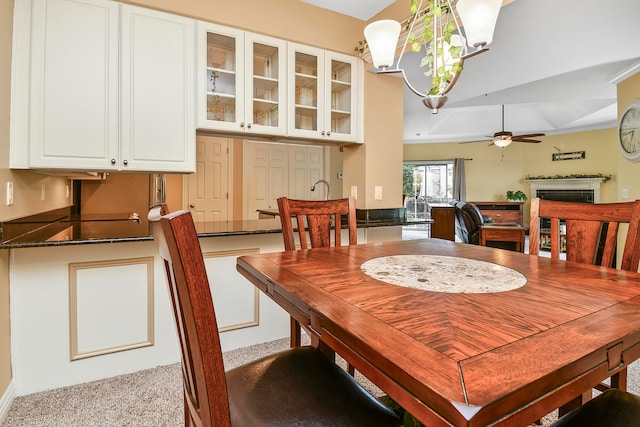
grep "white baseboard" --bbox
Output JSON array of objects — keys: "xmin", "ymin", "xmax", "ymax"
[{"xmin": 0, "ymin": 381, "xmax": 16, "ymax": 424}]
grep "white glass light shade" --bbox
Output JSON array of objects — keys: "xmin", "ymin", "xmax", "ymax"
[
  {"xmin": 493, "ymin": 138, "xmax": 511, "ymax": 148},
  {"xmin": 456, "ymin": 0, "xmax": 502, "ymax": 48},
  {"xmin": 364, "ymin": 20, "xmax": 401, "ymax": 69}
]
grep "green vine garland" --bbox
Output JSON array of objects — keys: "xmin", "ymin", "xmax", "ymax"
[{"xmin": 524, "ymin": 173, "xmax": 612, "ymax": 183}]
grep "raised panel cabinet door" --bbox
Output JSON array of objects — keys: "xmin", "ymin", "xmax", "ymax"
[
  {"xmin": 196, "ymin": 21, "xmax": 245, "ymax": 132},
  {"xmin": 120, "ymin": 4, "xmax": 195, "ymax": 172},
  {"xmin": 28, "ymin": 0, "xmax": 119, "ymax": 169}
]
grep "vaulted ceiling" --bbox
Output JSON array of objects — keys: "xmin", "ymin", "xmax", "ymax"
[{"xmin": 301, "ymin": 0, "xmax": 640, "ymax": 144}]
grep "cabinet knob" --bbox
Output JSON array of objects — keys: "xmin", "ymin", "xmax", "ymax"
[
  {"xmin": 247, "ymin": 123, "xmax": 252, "ymax": 129},
  {"xmin": 326, "ymin": 131, "xmax": 331, "ymax": 136},
  {"xmin": 123, "ymin": 160, "xmax": 128, "ymax": 166},
  {"xmin": 111, "ymin": 158, "xmax": 116, "ymax": 165},
  {"xmin": 321, "ymin": 131, "xmax": 325, "ymax": 136},
  {"xmin": 190, "ymin": 204, "xmax": 195, "ymax": 208},
  {"xmin": 240, "ymin": 122, "xmax": 245, "ymax": 128}
]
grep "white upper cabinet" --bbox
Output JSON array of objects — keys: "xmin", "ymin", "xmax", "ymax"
[
  {"xmin": 120, "ymin": 4, "xmax": 195, "ymax": 172},
  {"xmin": 287, "ymin": 43, "xmax": 358, "ymax": 143},
  {"xmin": 197, "ymin": 22, "xmax": 287, "ymax": 136},
  {"xmin": 22, "ymin": 0, "xmax": 120, "ymax": 170},
  {"xmin": 11, "ymin": 0, "xmax": 196, "ymax": 172}
]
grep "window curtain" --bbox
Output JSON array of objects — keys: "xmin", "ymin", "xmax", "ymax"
[{"xmin": 453, "ymin": 158, "xmax": 466, "ymax": 201}]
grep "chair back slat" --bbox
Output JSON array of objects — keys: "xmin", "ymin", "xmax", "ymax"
[
  {"xmin": 529, "ymin": 198, "xmax": 640, "ymax": 272},
  {"xmin": 148, "ymin": 205, "xmax": 231, "ymax": 427},
  {"xmin": 622, "ymin": 202, "xmax": 640, "ymax": 271},
  {"xmin": 277, "ymin": 197, "xmax": 357, "ymax": 251}
]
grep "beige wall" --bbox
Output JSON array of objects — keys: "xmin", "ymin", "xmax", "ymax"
[{"xmin": 616, "ymin": 73, "xmax": 640, "ymax": 201}]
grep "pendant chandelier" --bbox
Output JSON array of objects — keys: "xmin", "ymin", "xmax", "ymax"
[{"xmin": 364, "ymin": 0, "xmax": 502, "ymax": 113}]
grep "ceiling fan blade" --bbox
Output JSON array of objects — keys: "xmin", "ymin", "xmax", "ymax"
[
  {"xmin": 512, "ymin": 138, "xmax": 541, "ymax": 143},
  {"xmin": 514, "ymin": 133, "xmax": 545, "ymax": 138},
  {"xmin": 459, "ymin": 138, "xmax": 492, "ymax": 144}
]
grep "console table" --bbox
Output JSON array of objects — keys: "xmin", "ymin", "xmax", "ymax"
[
  {"xmin": 480, "ymin": 224, "xmax": 526, "ymax": 252},
  {"xmin": 472, "ymin": 201, "xmax": 524, "ymax": 226}
]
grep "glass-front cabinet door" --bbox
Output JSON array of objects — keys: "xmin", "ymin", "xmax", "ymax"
[
  {"xmin": 288, "ymin": 43, "xmax": 358, "ymax": 142},
  {"xmin": 288, "ymin": 43, "xmax": 324, "ymax": 140},
  {"xmin": 244, "ymin": 32, "xmax": 287, "ymax": 135},
  {"xmin": 197, "ymin": 23, "xmax": 286, "ymax": 136},
  {"xmin": 325, "ymin": 52, "xmax": 358, "ymax": 142},
  {"xmin": 197, "ymin": 22, "xmax": 244, "ymax": 132}
]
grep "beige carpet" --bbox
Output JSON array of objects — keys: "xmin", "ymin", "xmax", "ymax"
[{"xmin": 2, "ymin": 337, "xmax": 639, "ymax": 426}]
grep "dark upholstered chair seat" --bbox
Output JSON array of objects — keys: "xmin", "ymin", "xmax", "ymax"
[
  {"xmin": 227, "ymin": 346, "xmax": 400, "ymax": 426},
  {"xmin": 551, "ymin": 389, "xmax": 640, "ymax": 427}
]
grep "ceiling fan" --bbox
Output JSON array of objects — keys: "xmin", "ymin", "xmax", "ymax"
[{"xmin": 488, "ymin": 105, "xmax": 545, "ymax": 147}]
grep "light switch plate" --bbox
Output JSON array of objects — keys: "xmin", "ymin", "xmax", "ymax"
[
  {"xmin": 375, "ymin": 186, "xmax": 383, "ymax": 200},
  {"xmin": 350, "ymin": 186, "xmax": 357, "ymax": 200},
  {"xmin": 6, "ymin": 182, "xmax": 13, "ymax": 205}
]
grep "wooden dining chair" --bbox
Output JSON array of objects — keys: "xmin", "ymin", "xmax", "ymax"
[
  {"xmin": 529, "ymin": 197, "xmax": 640, "ymax": 400},
  {"xmin": 147, "ymin": 205, "xmax": 401, "ymax": 427},
  {"xmin": 277, "ymin": 196, "xmax": 357, "ymax": 348},
  {"xmin": 529, "ymin": 197, "xmax": 640, "ymax": 271}
]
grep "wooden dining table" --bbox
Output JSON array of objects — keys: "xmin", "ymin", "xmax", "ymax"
[{"xmin": 236, "ymin": 238, "xmax": 640, "ymax": 426}]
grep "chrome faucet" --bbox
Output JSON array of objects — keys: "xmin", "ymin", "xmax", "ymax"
[{"xmin": 310, "ymin": 179, "xmax": 331, "ymax": 200}]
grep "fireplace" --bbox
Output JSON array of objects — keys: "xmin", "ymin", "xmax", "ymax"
[
  {"xmin": 535, "ymin": 189, "xmax": 594, "ymax": 203},
  {"xmin": 526, "ymin": 178, "xmax": 605, "ymax": 203}
]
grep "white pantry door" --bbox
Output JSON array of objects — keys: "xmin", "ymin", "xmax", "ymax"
[{"xmin": 188, "ymin": 136, "xmax": 230, "ymax": 222}]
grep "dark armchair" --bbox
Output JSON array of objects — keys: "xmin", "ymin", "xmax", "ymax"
[{"xmin": 453, "ymin": 201, "xmax": 492, "ymax": 244}]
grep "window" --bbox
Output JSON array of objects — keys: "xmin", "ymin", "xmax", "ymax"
[{"xmin": 403, "ymin": 161, "xmax": 454, "ymax": 219}]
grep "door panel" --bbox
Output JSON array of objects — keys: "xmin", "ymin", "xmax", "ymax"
[{"xmin": 188, "ymin": 136, "xmax": 229, "ymax": 222}]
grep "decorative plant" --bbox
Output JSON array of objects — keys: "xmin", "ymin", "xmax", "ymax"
[
  {"xmin": 506, "ymin": 190, "xmax": 527, "ymax": 201},
  {"xmin": 409, "ymin": 0, "xmax": 463, "ymax": 96}
]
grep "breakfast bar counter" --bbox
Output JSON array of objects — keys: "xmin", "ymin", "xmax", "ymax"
[
  {"xmin": 0, "ymin": 207, "xmax": 426, "ymax": 249},
  {"xmin": 3, "ymin": 206, "xmax": 426, "ymax": 396}
]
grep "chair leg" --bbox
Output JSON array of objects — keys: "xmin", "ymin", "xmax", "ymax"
[
  {"xmin": 290, "ymin": 316, "xmax": 301, "ymax": 347},
  {"xmin": 610, "ymin": 368, "xmax": 628, "ymax": 390}
]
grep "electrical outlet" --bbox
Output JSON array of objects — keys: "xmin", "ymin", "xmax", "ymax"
[
  {"xmin": 622, "ymin": 188, "xmax": 629, "ymax": 199},
  {"xmin": 375, "ymin": 186, "xmax": 383, "ymax": 200},
  {"xmin": 6, "ymin": 182, "xmax": 13, "ymax": 206},
  {"xmin": 350, "ymin": 185, "xmax": 357, "ymax": 200}
]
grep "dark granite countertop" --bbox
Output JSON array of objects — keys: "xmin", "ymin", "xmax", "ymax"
[{"xmin": 1, "ymin": 207, "xmax": 431, "ymax": 249}]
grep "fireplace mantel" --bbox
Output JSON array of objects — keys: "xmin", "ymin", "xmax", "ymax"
[{"xmin": 526, "ymin": 178, "xmax": 605, "ymax": 202}]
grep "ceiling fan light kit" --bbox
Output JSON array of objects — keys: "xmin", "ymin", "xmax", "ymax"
[
  {"xmin": 364, "ymin": 0, "xmax": 502, "ymax": 113},
  {"xmin": 493, "ymin": 137, "xmax": 512, "ymax": 148}
]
